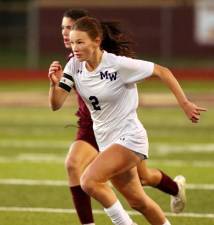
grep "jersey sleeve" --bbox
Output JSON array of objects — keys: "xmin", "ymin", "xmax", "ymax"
[
  {"xmin": 117, "ymin": 56, "xmax": 154, "ymax": 84},
  {"xmin": 59, "ymin": 59, "xmax": 75, "ymax": 92}
]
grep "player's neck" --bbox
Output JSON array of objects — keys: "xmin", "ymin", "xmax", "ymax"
[{"xmin": 86, "ymin": 49, "xmax": 103, "ymax": 72}]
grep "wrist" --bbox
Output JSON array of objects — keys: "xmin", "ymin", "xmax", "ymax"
[
  {"xmin": 181, "ymin": 99, "xmax": 189, "ymax": 106},
  {"xmin": 178, "ymin": 97, "xmax": 189, "ymax": 106},
  {"xmin": 50, "ymin": 83, "xmax": 57, "ymax": 88}
]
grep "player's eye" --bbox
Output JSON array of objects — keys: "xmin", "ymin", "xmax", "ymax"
[{"xmin": 66, "ymin": 26, "xmax": 72, "ymax": 30}]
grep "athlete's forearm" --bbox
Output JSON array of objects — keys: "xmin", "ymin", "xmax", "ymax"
[
  {"xmin": 49, "ymin": 85, "xmax": 68, "ymax": 111},
  {"xmin": 152, "ymin": 64, "xmax": 188, "ymax": 107}
]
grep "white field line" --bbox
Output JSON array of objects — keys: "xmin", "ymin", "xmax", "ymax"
[
  {"xmin": 0, "ymin": 178, "xmax": 213, "ymax": 190},
  {"xmin": 0, "ymin": 206, "xmax": 213, "ymax": 219},
  {"xmin": 0, "ymin": 179, "xmax": 67, "ymax": 186},
  {"xmin": 152, "ymin": 143, "xmax": 214, "ymax": 154},
  {"xmin": 0, "ymin": 153, "xmax": 65, "ymax": 163},
  {"xmin": 0, "ymin": 140, "xmax": 69, "ymax": 149},
  {"xmin": 149, "ymin": 159, "xmax": 214, "ymax": 168},
  {"xmin": 0, "ymin": 154, "xmax": 213, "ymax": 168},
  {"xmin": 0, "ymin": 140, "xmax": 214, "ymax": 153}
]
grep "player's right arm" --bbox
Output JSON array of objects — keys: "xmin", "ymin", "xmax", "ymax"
[{"xmin": 48, "ymin": 61, "xmax": 69, "ymax": 111}]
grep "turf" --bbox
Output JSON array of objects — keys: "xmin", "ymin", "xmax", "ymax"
[{"xmin": 0, "ymin": 80, "xmax": 213, "ymax": 225}]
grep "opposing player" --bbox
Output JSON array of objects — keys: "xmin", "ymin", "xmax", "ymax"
[{"xmin": 60, "ymin": 9, "xmax": 98, "ymax": 225}]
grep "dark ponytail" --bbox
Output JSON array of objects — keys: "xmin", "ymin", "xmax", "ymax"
[
  {"xmin": 72, "ymin": 16, "xmax": 135, "ymax": 58},
  {"xmin": 101, "ymin": 21, "xmax": 135, "ymax": 58}
]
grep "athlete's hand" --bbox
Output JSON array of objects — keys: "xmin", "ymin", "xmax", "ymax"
[
  {"xmin": 182, "ymin": 100, "xmax": 207, "ymax": 123},
  {"xmin": 48, "ymin": 61, "xmax": 63, "ymax": 86}
]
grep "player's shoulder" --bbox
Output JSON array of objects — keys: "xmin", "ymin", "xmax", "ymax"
[
  {"xmin": 103, "ymin": 51, "xmax": 125, "ymax": 67},
  {"xmin": 67, "ymin": 55, "xmax": 79, "ymax": 64},
  {"xmin": 106, "ymin": 51, "xmax": 132, "ymax": 61},
  {"xmin": 65, "ymin": 56, "xmax": 83, "ymax": 75}
]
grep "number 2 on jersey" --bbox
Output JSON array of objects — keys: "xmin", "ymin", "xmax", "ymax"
[{"xmin": 89, "ymin": 96, "xmax": 101, "ymax": 110}]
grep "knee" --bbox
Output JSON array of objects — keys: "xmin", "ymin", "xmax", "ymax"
[
  {"xmin": 80, "ymin": 172, "xmax": 96, "ymax": 196},
  {"xmin": 64, "ymin": 151, "xmax": 79, "ymax": 174}
]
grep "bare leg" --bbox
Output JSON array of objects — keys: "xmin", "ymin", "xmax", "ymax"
[
  {"xmin": 81, "ymin": 144, "xmax": 169, "ymax": 225},
  {"xmin": 137, "ymin": 160, "xmax": 162, "ymax": 186},
  {"xmin": 112, "ymin": 167, "xmax": 166, "ymax": 225},
  {"xmin": 65, "ymin": 140, "xmax": 98, "ymax": 186},
  {"xmin": 65, "ymin": 140, "xmax": 98, "ymax": 224}
]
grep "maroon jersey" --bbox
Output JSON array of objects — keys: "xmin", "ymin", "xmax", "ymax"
[
  {"xmin": 67, "ymin": 53, "xmax": 92, "ymax": 125},
  {"xmin": 67, "ymin": 53, "xmax": 98, "ymax": 150},
  {"xmin": 75, "ymin": 89, "xmax": 92, "ymax": 127},
  {"xmin": 74, "ymin": 90, "xmax": 99, "ymax": 151}
]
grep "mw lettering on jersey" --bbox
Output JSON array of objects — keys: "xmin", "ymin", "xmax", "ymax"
[
  {"xmin": 100, "ymin": 70, "xmax": 117, "ymax": 81},
  {"xmin": 59, "ymin": 73, "xmax": 74, "ymax": 92}
]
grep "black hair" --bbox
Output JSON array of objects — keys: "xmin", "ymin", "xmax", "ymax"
[
  {"xmin": 101, "ymin": 21, "xmax": 135, "ymax": 58},
  {"xmin": 63, "ymin": 9, "xmax": 89, "ymax": 20},
  {"xmin": 72, "ymin": 16, "xmax": 135, "ymax": 58}
]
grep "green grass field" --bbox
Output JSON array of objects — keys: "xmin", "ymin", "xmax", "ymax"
[{"xmin": 0, "ymin": 80, "xmax": 214, "ymax": 225}]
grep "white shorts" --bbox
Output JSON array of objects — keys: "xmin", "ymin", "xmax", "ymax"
[
  {"xmin": 98, "ymin": 127, "xmax": 149, "ymax": 159},
  {"xmin": 96, "ymin": 113, "xmax": 149, "ymax": 159},
  {"xmin": 115, "ymin": 129, "xmax": 149, "ymax": 159}
]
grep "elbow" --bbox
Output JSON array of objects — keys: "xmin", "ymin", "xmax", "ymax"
[
  {"xmin": 159, "ymin": 65, "xmax": 171, "ymax": 76},
  {"xmin": 163, "ymin": 66, "xmax": 172, "ymax": 76},
  {"xmin": 49, "ymin": 101, "xmax": 62, "ymax": 111},
  {"xmin": 154, "ymin": 64, "xmax": 172, "ymax": 78},
  {"xmin": 51, "ymin": 105, "xmax": 60, "ymax": 111}
]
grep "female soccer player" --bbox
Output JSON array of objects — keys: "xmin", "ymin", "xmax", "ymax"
[
  {"xmin": 49, "ymin": 11, "xmax": 202, "ymax": 224},
  {"xmin": 49, "ymin": 16, "xmax": 206, "ymax": 225}
]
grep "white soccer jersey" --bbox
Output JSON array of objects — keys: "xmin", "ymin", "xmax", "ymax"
[{"xmin": 61, "ymin": 51, "xmax": 154, "ymax": 156}]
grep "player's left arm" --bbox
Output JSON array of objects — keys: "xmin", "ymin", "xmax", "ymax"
[{"xmin": 151, "ymin": 64, "xmax": 207, "ymax": 123}]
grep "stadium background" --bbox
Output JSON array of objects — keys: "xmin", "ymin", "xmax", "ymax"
[{"xmin": 0, "ymin": 0, "xmax": 214, "ymax": 78}]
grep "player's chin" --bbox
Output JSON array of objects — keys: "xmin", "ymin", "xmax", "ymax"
[
  {"xmin": 75, "ymin": 55, "xmax": 85, "ymax": 61},
  {"xmin": 64, "ymin": 43, "xmax": 71, "ymax": 49}
]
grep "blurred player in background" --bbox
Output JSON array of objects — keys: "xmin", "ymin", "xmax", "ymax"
[
  {"xmin": 49, "ymin": 9, "xmax": 191, "ymax": 225},
  {"xmin": 61, "ymin": 9, "xmax": 98, "ymax": 225}
]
